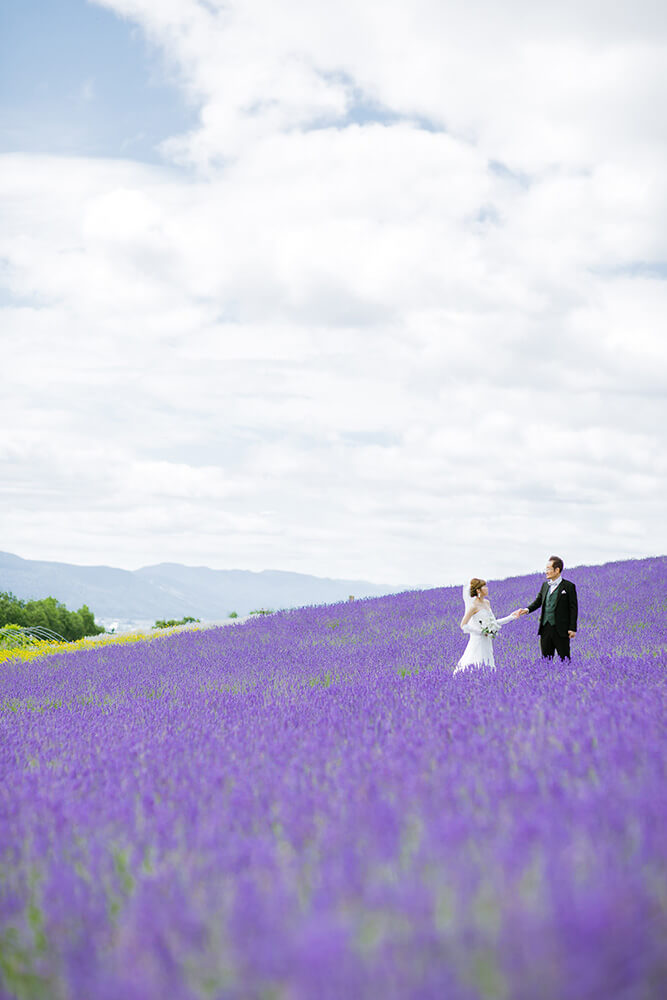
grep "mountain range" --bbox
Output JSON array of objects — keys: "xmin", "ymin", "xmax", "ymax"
[{"xmin": 0, "ymin": 551, "xmax": 408, "ymax": 625}]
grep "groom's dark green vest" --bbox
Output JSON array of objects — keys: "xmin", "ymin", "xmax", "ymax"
[{"xmin": 543, "ymin": 584, "xmax": 559, "ymax": 626}]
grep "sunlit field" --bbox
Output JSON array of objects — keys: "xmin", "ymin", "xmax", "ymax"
[
  {"xmin": 0, "ymin": 629, "xmax": 162, "ymax": 668},
  {"xmin": 1, "ymin": 557, "xmax": 666, "ymax": 999}
]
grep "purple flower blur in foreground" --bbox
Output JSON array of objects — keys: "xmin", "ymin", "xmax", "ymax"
[{"xmin": 1, "ymin": 557, "xmax": 666, "ymax": 1000}]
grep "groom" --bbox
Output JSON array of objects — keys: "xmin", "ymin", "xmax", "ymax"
[{"xmin": 518, "ymin": 556, "xmax": 578, "ymax": 660}]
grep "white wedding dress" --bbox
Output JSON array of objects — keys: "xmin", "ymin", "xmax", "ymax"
[{"xmin": 455, "ymin": 598, "xmax": 516, "ymax": 674}]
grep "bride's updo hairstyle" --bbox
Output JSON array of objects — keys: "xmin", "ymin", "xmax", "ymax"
[{"xmin": 469, "ymin": 578, "xmax": 487, "ymax": 598}]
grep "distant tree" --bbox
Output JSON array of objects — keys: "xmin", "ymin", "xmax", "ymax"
[
  {"xmin": 228, "ymin": 612, "xmax": 239, "ymax": 619},
  {"xmin": 0, "ymin": 591, "xmax": 104, "ymax": 640},
  {"xmin": 152, "ymin": 616, "xmax": 200, "ymax": 630},
  {"xmin": 24, "ymin": 603, "xmax": 51, "ymax": 633},
  {"xmin": 0, "ymin": 591, "xmax": 25, "ymax": 628},
  {"xmin": 35, "ymin": 597, "xmax": 65, "ymax": 634},
  {"xmin": 78, "ymin": 605, "xmax": 98, "ymax": 636}
]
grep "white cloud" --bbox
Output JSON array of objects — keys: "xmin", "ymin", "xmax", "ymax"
[
  {"xmin": 92, "ymin": 0, "xmax": 667, "ymax": 170},
  {"xmin": 1, "ymin": 0, "xmax": 665, "ymax": 585}
]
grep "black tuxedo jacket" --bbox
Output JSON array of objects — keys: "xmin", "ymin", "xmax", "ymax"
[{"xmin": 527, "ymin": 578, "xmax": 578, "ymax": 636}]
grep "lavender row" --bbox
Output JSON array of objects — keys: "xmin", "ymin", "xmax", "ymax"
[{"xmin": 1, "ymin": 557, "xmax": 666, "ymax": 999}]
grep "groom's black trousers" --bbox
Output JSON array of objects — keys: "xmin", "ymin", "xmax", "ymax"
[{"xmin": 540, "ymin": 623, "xmax": 571, "ymax": 661}]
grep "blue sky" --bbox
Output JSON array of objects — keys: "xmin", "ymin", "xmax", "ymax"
[
  {"xmin": 0, "ymin": 0, "xmax": 194, "ymax": 161},
  {"xmin": 1, "ymin": 0, "xmax": 666, "ymax": 586}
]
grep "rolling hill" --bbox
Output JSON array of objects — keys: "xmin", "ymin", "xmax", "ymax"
[{"xmin": 0, "ymin": 550, "xmax": 406, "ymax": 623}]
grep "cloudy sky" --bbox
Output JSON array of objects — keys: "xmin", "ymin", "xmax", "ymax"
[{"xmin": 1, "ymin": 0, "xmax": 665, "ymax": 588}]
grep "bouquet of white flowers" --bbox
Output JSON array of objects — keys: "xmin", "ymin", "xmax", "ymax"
[{"xmin": 480, "ymin": 619, "xmax": 500, "ymax": 637}]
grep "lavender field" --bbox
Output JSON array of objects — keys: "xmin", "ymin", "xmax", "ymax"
[{"xmin": 1, "ymin": 557, "xmax": 666, "ymax": 1000}]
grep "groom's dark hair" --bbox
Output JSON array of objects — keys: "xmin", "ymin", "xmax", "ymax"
[{"xmin": 549, "ymin": 556, "xmax": 564, "ymax": 573}]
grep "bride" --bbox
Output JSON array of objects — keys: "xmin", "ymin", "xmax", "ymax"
[{"xmin": 455, "ymin": 577, "xmax": 521, "ymax": 674}]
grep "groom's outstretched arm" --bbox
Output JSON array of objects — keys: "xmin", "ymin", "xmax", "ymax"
[{"xmin": 525, "ymin": 588, "xmax": 543, "ymax": 614}]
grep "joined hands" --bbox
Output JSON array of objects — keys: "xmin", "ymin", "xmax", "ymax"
[{"xmin": 511, "ymin": 609, "xmax": 576, "ymax": 638}]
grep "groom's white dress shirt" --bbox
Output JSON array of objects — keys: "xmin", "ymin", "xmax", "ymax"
[{"xmin": 547, "ymin": 575, "xmax": 562, "ymax": 595}]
